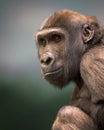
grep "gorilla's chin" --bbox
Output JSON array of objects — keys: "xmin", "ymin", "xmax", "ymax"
[{"xmin": 43, "ymin": 68, "xmax": 69, "ymax": 88}]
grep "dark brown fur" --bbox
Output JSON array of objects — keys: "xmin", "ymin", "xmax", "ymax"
[
  {"xmin": 35, "ymin": 10, "xmax": 104, "ymax": 130},
  {"xmin": 80, "ymin": 45, "xmax": 104, "ymax": 129}
]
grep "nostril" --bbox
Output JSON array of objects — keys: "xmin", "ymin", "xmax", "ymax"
[
  {"xmin": 41, "ymin": 57, "xmax": 53, "ymax": 66},
  {"xmin": 46, "ymin": 57, "xmax": 52, "ymax": 65},
  {"xmin": 41, "ymin": 59, "xmax": 44, "ymax": 64}
]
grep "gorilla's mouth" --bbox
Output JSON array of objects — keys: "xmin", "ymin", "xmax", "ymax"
[{"xmin": 44, "ymin": 67, "xmax": 63, "ymax": 77}]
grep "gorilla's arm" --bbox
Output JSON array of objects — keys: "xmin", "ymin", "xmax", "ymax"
[{"xmin": 80, "ymin": 45, "xmax": 104, "ymax": 129}]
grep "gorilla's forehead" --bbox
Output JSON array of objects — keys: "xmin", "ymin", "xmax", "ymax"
[{"xmin": 35, "ymin": 28, "xmax": 67, "ymax": 40}]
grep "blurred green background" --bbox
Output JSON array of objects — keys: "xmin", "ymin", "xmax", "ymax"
[{"xmin": 0, "ymin": 0, "xmax": 104, "ymax": 130}]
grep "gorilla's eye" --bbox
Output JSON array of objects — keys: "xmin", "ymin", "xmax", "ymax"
[
  {"xmin": 38, "ymin": 38, "xmax": 46, "ymax": 46},
  {"xmin": 52, "ymin": 34, "xmax": 62, "ymax": 42}
]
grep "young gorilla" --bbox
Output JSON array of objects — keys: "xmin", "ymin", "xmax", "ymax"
[{"xmin": 35, "ymin": 10, "xmax": 104, "ymax": 130}]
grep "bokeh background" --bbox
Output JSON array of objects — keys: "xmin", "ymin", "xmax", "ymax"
[{"xmin": 0, "ymin": 0, "xmax": 104, "ymax": 130}]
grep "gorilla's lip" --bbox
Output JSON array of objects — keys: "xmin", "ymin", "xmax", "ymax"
[{"xmin": 44, "ymin": 67, "xmax": 63, "ymax": 76}]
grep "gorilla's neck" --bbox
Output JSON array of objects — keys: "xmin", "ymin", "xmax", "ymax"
[{"xmin": 74, "ymin": 74, "xmax": 83, "ymax": 89}]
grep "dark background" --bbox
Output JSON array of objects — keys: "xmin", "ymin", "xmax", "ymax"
[{"xmin": 0, "ymin": 0, "xmax": 104, "ymax": 130}]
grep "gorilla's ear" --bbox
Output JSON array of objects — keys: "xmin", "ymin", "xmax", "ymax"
[{"xmin": 82, "ymin": 23, "xmax": 94, "ymax": 44}]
